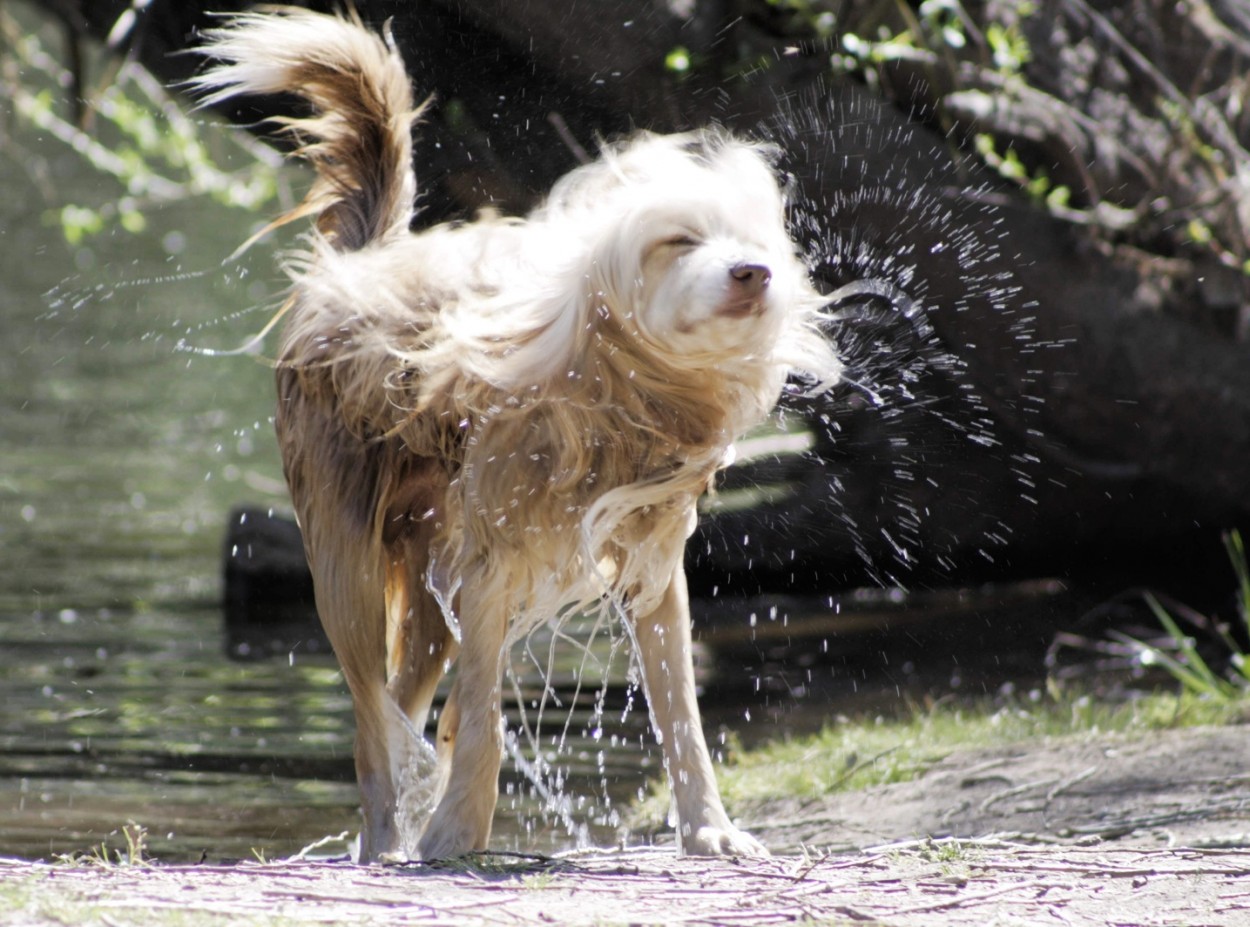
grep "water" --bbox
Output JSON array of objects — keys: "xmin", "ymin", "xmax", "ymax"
[
  {"xmin": 0, "ymin": 603, "xmax": 652, "ymax": 861},
  {"xmin": 0, "ymin": 78, "xmax": 358, "ymax": 858},
  {"xmin": 0, "ymin": 606, "xmax": 358, "ymax": 860}
]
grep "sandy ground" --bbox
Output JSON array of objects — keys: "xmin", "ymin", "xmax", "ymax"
[
  {"xmin": 3, "ymin": 725, "xmax": 1250, "ymax": 926},
  {"xmin": 740, "ymin": 724, "xmax": 1250, "ymax": 853}
]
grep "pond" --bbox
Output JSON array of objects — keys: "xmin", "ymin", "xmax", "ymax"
[{"xmin": 1, "ymin": 99, "xmax": 322, "ymax": 861}]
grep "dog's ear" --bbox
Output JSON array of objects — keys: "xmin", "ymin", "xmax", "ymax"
[{"xmin": 447, "ymin": 272, "xmax": 589, "ymax": 391}]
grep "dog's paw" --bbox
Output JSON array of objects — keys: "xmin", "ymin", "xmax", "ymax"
[
  {"xmin": 684, "ymin": 824, "xmax": 770, "ymax": 858},
  {"xmin": 416, "ymin": 819, "xmax": 481, "ymax": 861}
]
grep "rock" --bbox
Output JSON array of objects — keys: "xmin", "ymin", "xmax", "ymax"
[{"xmin": 221, "ymin": 506, "xmax": 325, "ymax": 660}]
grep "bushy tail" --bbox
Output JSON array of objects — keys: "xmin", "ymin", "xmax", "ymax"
[{"xmin": 191, "ymin": 7, "xmax": 423, "ymax": 251}]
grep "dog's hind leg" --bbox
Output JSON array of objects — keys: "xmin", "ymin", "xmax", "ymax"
[
  {"xmin": 302, "ymin": 518, "xmax": 402, "ymax": 862},
  {"xmin": 630, "ymin": 560, "xmax": 770, "ymax": 857},
  {"xmin": 383, "ymin": 463, "xmax": 459, "ymax": 739},
  {"xmin": 416, "ymin": 568, "xmax": 508, "ymax": 859},
  {"xmin": 386, "ymin": 566, "xmax": 458, "ymax": 729},
  {"xmin": 281, "ymin": 396, "xmax": 412, "ymax": 862},
  {"xmin": 385, "ymin": 549, "xmax": 459, "ymax": 749},
  {"xmin": 382, "ymin": 477, "xmax": 461, "ymax": 846}
]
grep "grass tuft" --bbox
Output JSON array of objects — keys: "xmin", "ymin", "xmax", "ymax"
[
  {"xmin": 1113, "ymin": 530, "xmax": 1250, "ymax": 701},
  {"xmin": 53, "ymin": 821, "xmax": 151, "ymax": 868}
]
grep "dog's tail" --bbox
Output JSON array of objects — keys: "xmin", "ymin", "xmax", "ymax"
[{"xmin": 191, "ymin": 8, "xmax": 423, "ymax": 251}]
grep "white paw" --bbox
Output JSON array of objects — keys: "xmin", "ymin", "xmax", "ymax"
[{"xmin": 684, "ymin": 824, "xmax": 770, "ymax": 857}]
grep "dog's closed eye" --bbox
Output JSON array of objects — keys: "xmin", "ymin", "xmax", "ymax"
[
  {"xmin": 643, "ymin": 234, "xmax": 700, "ymax": 264},
  {"xmin": 660, "ymin": 234, "xmax": 699, "ymax": 249}
]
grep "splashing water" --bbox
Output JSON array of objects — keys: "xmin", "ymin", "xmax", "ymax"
[
  {"xmin": 684, "ymin": 89, "xmax": 1057, "ymax": 594},
  {"xmin": 500, "ymin": 603, "xmax": 636, "ymax": 848},
  {"xmin": 385, "ymin": 698, "xmax": 444, "ymax": 859}
]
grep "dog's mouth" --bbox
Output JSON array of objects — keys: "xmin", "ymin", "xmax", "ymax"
[{"xmin": 717, "ymin": 297, "xmax": 766, "ymax": 319}]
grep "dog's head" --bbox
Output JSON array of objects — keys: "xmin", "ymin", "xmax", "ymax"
[
  {"xmin": 429, "ymin": 130, "xmax": 837, "ymax": 406},
  {"xmin": 548, "ymin": 131, "xmax": 817, "ymax": 360}
]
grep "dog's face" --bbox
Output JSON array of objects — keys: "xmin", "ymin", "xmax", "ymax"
[
  {"xmin": 553, "ymin": 133, "xmax": 812, "ymax": 360},
  {"xmin": 624, "ymin": 144, "xmax": 806, "ymax": 356},
  {"xmin": 632, "ymin": 202, "xmax": 796, "ymax": 354}
]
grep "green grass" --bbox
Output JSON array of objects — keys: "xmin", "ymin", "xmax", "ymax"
[
  {"xmin": 1113, "ymin": 531, "xmax": 1250, "ymax": 701},
  {"xmin": 629, "ymin": 684, "xmax": 1250, "ymax": 830}
]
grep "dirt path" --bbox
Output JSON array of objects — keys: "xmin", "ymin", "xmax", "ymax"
[
  {"xmin": 4, "ymin": 843, "xmax": 1248, "ymax": 926},
  {"xmin": 3, "ymin": 726, "xmax": 1250, "ymax": 926}
]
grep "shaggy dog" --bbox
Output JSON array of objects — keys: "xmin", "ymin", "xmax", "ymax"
[{"xmin": 194, "ymin": 7, "xmax": 839, "ymax": 862}]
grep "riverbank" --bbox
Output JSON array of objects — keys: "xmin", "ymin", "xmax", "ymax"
[{"xmin": 5, "ymin": 724, "xmax": 1250, "ymax": 926}]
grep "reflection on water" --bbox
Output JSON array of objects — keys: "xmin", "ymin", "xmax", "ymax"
[
  {"xmin": 0, "ymin": 603, "xmax": 652, "ymax": 861},
  {"xmin": 0, "ymin": 27, "xmax": 657, "ymax": 861},
  {"xmin": 0, "ymin": 606, "xmax": 358, "ymax": 860}
]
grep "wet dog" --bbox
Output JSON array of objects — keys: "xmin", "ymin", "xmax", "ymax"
[{"xmin": 194, "ymin": 7, "xmax": 838, "ymax": 861}]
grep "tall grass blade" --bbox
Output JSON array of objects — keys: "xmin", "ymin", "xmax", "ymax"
[{"xmin": 1125, "ymin": 594, "xmax": 1242, "ymax": 700}]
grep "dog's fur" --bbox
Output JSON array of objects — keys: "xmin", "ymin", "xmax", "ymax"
[{"xmin": 194, "ymin": 8, "xmax": 839, "ymax": 862}]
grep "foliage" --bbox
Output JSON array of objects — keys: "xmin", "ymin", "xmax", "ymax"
[
  {"xmin": 764, "ymin": 0, "xmax": 839, "ymax": 39},
  {"xmin": 815, "ymin": 0, "xmax": 1250, "ymax": 279},
  {"xmin": 664, "ymin": 45, "xmax": 693, "ymax": 75},
  {"xmin": 835, "ymin": 0, "xmax": 1034, "ymax": 76},
  {"xmin": 0, "ymin": 3, "xmax": 289, "ymax": 244},
  {"xmin": 12, "ymin": 0, "xmax": 1250, "ymax": 283},
  {"xmin": 973, "ymin": 132, "xmax": 1071, "ymax": 210}
]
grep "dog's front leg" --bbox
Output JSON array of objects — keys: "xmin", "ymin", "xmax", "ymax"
[
  {"xmin": 631, "ymin": 562, "xmax": 769, "ymax": 857},
  {"xmin": 416, "ymin": 573, "xmax": 508, "ymax": 859}
]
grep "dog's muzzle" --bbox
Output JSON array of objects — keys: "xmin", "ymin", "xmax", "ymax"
[
  {"xmin": 730, "ymin": 262, "xmax": 771, "ymax": 294},
  {"xmin": 720, "ymin": 262, "xmax": 771, "ymax": 317}
]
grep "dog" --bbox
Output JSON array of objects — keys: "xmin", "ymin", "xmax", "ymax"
[{"xmin": 194, "ymin": 7, "xmax": 839, "ymax": 862}]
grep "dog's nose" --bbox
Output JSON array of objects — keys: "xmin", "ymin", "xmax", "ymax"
[{"xmin": 730, "ymin": 263, "xmax": 771, "ymax": 296}]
